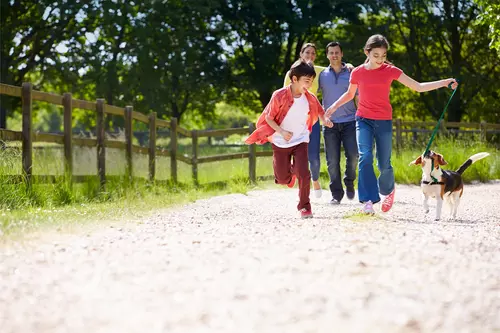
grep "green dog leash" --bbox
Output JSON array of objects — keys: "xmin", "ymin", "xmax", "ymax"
[
  {"xmin": 423, "ymin": 81, "xmax": 459, "ymax": 156},
  {"xmin": 424, "ymin": 81, "xmax": 458, "ymax": 183}
]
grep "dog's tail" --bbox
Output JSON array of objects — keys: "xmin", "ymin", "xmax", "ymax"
[{"xmin": 455, "ymin": 152, "xmax": 490, "ymax": 175}]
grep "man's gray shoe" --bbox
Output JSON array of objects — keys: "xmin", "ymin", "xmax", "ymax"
[{"xmin": 330, "ymin": 198, "xmax": 341, "ymax": 205}]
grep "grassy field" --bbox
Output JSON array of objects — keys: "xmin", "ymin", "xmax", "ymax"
[{"xmin": 1, "ymin": 137, "xmax": 498, "ymax": 235}]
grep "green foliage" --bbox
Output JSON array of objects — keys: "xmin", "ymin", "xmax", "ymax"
[
  {"xmin": 124, "ymin": 0, "xmax": 230, "ymax": 125},
  {"xmin": 217, "ymin": 0, "xmax": 366, "ymax": 110},
  {"xmin": 2, "ymin": 0, "xmax": 499, "ymax": 132},
  {"xmin": 0, "ymin": 1, "xmax": 96, "ymax": 128},
  {"xmin": 475, "ymin": 1, "xmax": 500, "ymax": 55},
  {"xmin": 322, "ymin": 1, "xmax": 500, "ymax": 123}
]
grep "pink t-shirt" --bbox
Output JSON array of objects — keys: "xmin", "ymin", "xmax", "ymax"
[{"xmin": 350, "ymin": 63, "xmax": 403, "ymax": 120}]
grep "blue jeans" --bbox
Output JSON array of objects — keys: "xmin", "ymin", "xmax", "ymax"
[
  {"xmin": 308, "ymin": 121, "xmax": 321, "ymax": 181},
  {"xmin": 323, "ymin": 121, "xmax": 358, "ymax": 201},
  {"xmin": 356, "ymin": 117, "xmax": 394, "ymax": 204}
]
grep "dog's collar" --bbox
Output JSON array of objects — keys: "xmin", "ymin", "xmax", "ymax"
[{"xmin": 422, "ymin": 180, "xmax": 444, "ymax": 185}]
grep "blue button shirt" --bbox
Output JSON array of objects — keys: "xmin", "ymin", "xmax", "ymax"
[{"xmin": 318, "ymin": 64, "xmax": 357, "ymax": 123}]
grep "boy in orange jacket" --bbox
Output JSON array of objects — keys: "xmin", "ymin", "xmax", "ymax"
[{"xmin": 246, "ymin": 60, "xmax": 333, "ymax": 218}]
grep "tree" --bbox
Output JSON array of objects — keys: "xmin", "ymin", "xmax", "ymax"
[
  {"xmin": 0, "ymin": 0, "xmax": 93, "ymax": 128},
  {"xmin": 217, "ymin": 0, "xmax": 368, "ymax": 111},
  {"xmin": 343, "ymin": 0, "xmax": 500, "ymax": 122},
  {"xmin": 51, "ymin": 1, "xmax": 143, "ymax": 130},
  {"xmin": 475, "ymin": 0, "xmax": 500, "ymax": 55},
  {"xmin": 124, "ymin": 0, "xmax": 229, "ymax": 124}
]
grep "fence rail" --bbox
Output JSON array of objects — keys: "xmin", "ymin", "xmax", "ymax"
[{"xmin": 1, "ymin": 82, "xmax": 499, "ymax": 188}]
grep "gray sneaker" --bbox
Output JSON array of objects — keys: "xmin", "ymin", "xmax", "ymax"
[
  {"xmin": 362, "ymin": 201, "xmax": 375, "ymax": 215},
  {"xmin": 330, "ymin": 198, "xmax": 341, "ymax": 205}
]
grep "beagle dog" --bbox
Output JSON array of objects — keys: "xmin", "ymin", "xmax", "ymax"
[{"xmin": 409, "ymin": 150, "xmax": 489, "ymax": 220}]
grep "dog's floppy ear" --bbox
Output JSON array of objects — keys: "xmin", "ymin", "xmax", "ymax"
[
  {"xmin": 409, "ymin": 156, "xmax": 422, "ymax": 166},
  {"xmin": 436, "ymin": 153, "xmax": 448, "ymax": 166}
]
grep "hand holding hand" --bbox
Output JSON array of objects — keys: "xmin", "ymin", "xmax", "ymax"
[
  {"xmin": 445, "ymin": 78, "xmax": 458, "ymax": 90},
  {"xmin": 325, "ymin": 105, "xmax": 337, "ymax": 117},
  {"xmin": 280, "ymin": 129, "xmax": 293, "ymax": 141},
  {"xmin": 323, "ymin": 118, "xmax": 333, "ymax": 128}
]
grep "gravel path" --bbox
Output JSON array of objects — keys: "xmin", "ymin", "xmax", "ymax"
[{"xmin": 1, "ymin": 183, "xmax": 499, "ymax": 333}]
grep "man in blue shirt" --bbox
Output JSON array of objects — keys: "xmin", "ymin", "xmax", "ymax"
[{"xmin": 318, "ymin": 42, "xmax": 359, "ymax": 204}]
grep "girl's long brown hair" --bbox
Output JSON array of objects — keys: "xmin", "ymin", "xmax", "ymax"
[{"xmin": 363, "ymin": 34, "xmax": 393, "ymax": 65}]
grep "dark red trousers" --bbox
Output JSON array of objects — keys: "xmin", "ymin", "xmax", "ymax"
[{"xmin": 272, "ymin": 142, "xmax": 311, "ymax": 211}]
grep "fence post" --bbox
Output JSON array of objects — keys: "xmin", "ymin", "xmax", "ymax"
[
  {"xmin": 395, "ymin": 118, "xmax": 402, "ymax": 156},
  {"xmin": 192, "ymin": 130, "xmax": 199, "ymax": 186},
  {"xmin": 248, "ymin": 122, "xmax": 256, "ymax": 183},
  {"xmin": 21, "ymin": 82, "xmax": 33, "ymax": 190},
  {"xmin": 170, "ymin": 117, "xmax": 178, "ymax": 183},
  {"xmin": 479, "ymin": 120, "xmax": 487, "ymax": 142},
  {"xmin": 440, "ymin": 120, "xmax": 447, "ymax": 134},
  {"xmin": 63, "ymin": 93, "xmax": 73, "ymax": 184},
  {"xmin": 125, "ymin": 106, "xmax": 133, "ymax": 180},
  {"xmin": 149, "ymin": 112, "xmax": 157, "ymax": 182},
  {"xmin": 96, "ymin": 99, "xmax": 106, "ymax": 191}
]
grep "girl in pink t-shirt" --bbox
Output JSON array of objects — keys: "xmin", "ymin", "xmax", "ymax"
[{"xmin": 325, "ymin": 34, "xmax": 457, "ymax": 214}]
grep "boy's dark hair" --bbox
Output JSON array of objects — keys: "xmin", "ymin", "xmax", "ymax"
[
  {"xmin": 288, "ymin": 60, "xmax": 316, "ymax": 81},
  {"xmin": 326, "ymin": 41, "xmax": 343, "ymax": 53}
]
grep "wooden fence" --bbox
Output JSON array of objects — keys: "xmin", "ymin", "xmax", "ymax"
[
  {"xmin": 0, "ymin": 82, "xmax": 262, "ymax": 188},
  {"xmin": 1, "ymin": 82, "xmax": 499, "ymax": 189}
]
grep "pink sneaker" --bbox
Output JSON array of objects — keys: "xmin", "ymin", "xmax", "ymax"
[
  {"xmin": 381, "ymin": 188, "xmax": 395, "ymax": 212},
  {"xmin": 300, "ymin": 208, "xmax": 313, "ymax": 219},
  {"xmin": 287, "ymin": 174, "xmax": 297, "ymax": 188}
]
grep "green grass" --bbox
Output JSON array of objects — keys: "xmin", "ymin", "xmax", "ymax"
[
  {"xmin": 313, "ymin": 138, "xmax": 499, "ymax": 185},
  {"xmin": 0, "ymin": 177, "xmax": 257, "ymax": 236},
  {"xmin": 392, "ymin": 139, "xmax": 500, "ymax": 184},
  {"xmin": 0, "ymin": 137, "xmax": 498, "ymax": 236}
]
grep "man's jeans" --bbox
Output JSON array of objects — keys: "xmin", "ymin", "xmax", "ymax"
[
  {"xmin": 308, "ymin": 121, "xmax": 321, "ymax": 181},
  {"xmin": 356, "ymin": 117, "xmax": 394, "ymax": 204},
  {"xmin": 323, "ymin": 121, "xmax": 358, "ymax": 201}
]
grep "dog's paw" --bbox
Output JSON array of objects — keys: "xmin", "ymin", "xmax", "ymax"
[
  {"xmin": 434, "ymin": 218, "xmax": 440, "ymax": 221},
  {"xmin": 424, "ymin": 209, "xmax": 429, "ymax": 214}
]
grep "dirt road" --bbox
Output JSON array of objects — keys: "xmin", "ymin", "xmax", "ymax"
[{"xmin": 1, "ymin": 183, "xmax": 499, "ymax": 333}]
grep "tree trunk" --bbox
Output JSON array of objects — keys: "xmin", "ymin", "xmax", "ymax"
[
  {"xmin": 171, "ymin": 102, "xmax": 182, "ymax": 124},
  {"xmin": 258, "ymin": 90, "xmax": 272, "ymax": 109},
  {"xmin": 445, "ymin": 0, "xmax": 463, "ymax": 122}
]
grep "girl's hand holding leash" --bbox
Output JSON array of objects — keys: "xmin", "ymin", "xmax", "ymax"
[{"xmin": 445, "ymin": 78, "xmax": 458, "ymax": 90}]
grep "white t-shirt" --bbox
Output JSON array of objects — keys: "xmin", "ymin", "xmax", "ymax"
[{"xmin": 272, "ymin": 93, "xmax": 310, "ymax": 148}]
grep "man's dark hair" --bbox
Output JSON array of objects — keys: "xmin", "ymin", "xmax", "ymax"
[
  {"xmin": 326, "ymin": 41, "xmax": 343, "ymax": 53},
  {"xmin": 288, "ymin": 60, "xmax": 316, "ymax": 81}
]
